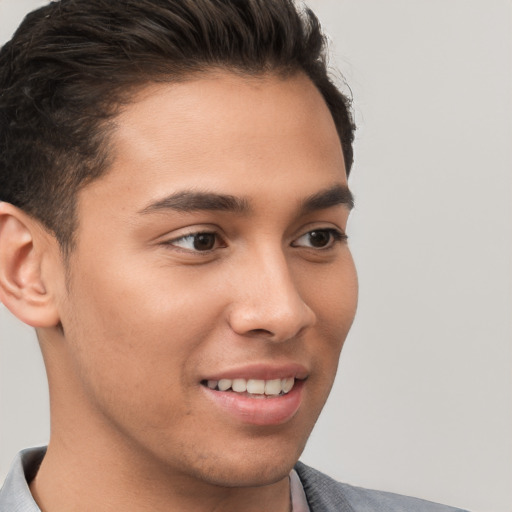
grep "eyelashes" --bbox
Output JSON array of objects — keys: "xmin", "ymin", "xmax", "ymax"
[
  {"xmin": 291, "ymin": 228, "xmax": 347, "ymax": 249},
  {"xmin": 165, "ymin": 232, "xmax": 226, "ymax": 252},
  {"xmin": 164, "ymin": 227, "xmax": 347, "ymax": 254}
]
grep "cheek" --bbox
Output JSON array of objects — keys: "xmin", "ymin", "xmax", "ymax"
[
  {"xmin": 302, "ymin": 252, "xmax": 358, "ymax": 332},
  {"xmin": 60, "ymin": 261, "xmax": 223, "ymax": 408},
  {"xmin": 302, "ymin": 253, "xmax": 358, "ymax": 375}
]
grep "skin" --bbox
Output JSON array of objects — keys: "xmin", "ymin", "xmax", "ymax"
[{"xmin": 0, "ymin": 71, "xmax": 358, "ymax": 511}]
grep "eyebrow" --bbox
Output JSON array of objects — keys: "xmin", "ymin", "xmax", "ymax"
[
  {"xmin": 300, "ymin": 184, "xmax": 354, "ymax": 213},
  {"xmin": 140, "ymin": 191, "xmax": 250, "ymax": 214},
  {"xmin": 139, "ymin": 184, "xmax": 354, "ymax": 216}
]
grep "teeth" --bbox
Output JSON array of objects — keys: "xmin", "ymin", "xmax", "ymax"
[
  {"xmin": 247, "ymin": 379, "xmax": 265, "ymax": 394},
  {"xmin": 205, "ymin": 377, "xmax": 296, "ymax": 395},
  {"xmin": 282, "ymin": 377, "xmax": 294, "ymax": 394},
  {"xmin": 218, "ymin": 379, "xmax": 232, "ymax": 391},
  {"xmin": 264, "ymin": 379, "xmax": 282, "ymax": 396},
  {"xmin": 232, "ymin": 378, "xmax": 247, "ymax": 393}
]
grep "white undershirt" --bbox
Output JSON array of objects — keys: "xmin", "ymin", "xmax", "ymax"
[{"xmin": 290, "ymin": 469, "xmax": 311, "ymax": 512}]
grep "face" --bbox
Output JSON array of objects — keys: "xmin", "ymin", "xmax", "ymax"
[{"xmin": 52, "ymin": 71, "xmax": 358, "ymax": 488}]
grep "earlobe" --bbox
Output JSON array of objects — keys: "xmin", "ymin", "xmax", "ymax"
[{"xmin": 0, "ymin": 202, "xmax": 60, "ymax": 327}]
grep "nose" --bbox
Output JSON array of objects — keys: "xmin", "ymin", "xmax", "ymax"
[{"xmin": 227, "ymin": 249, "xmax": 316, "ymax": 342}]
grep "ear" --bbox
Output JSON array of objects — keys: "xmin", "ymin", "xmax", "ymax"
[{"xmin": 0, "ymin": 202, "xmax": 61, "ymax": 327}]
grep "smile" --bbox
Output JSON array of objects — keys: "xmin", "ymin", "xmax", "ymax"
[
  {"xmin": 202, "ymin": 377, "xmax": 295, "ymax": 396},
  {"xmin": 202, "ymin": 377, "xmax": 305, "ymax": 426}
]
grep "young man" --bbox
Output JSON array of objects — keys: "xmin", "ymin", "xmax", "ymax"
[{"xmin": 0, "ymin": 1, "xmax": 468, "ymax": 511}]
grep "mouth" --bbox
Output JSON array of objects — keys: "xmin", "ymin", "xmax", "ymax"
[
  {"xmin": 200, "ymin": 377, "xmax": 296, "ymax": 397},
  {"xmin": 200, "ymin": 372, "xmax": 306, "ymax": 426}
]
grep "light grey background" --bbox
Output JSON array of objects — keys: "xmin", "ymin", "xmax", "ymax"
[{"xmin": 1, "ymin": 1, "xmax": 511, "ymax": 511}]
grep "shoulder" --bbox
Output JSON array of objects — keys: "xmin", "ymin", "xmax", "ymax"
[{"xmin": 294, "ymin": 462, "xmax": 469, "ymax": 512}]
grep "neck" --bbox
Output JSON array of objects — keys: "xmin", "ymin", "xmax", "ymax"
[
  {"xmin": 33, "ymin": 334, "xmax": 294, "ymax": 512},
  {"xmin": 30, "ymin": 437, "xmax": 292, "ymax": 512}
]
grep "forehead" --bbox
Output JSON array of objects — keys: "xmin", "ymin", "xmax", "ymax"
[{"xmin": 80, "ymin": 71, "xmax": 346, "ymax": 216}]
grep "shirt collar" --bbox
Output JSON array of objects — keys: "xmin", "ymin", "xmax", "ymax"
[
  {"xmin": 290, "ymin": 468, "xmax": 311, "ymax": 512},
  {"xmin": 0, "ymin": 446, "xmax": 45, "ymax": 511}
]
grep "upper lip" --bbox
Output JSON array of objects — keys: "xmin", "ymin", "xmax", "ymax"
[{"xmin": 201, "ymin": 362, "xmax": 309, "ymax": 382}]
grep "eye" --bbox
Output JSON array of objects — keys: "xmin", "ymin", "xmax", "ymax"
[
  {"xmin": 292, "ymin": 228, "xmax": 346, "ymax": 249},
  {"xmin": 167, "ymin": 232, "xmax": 223, "ymax": 252}
]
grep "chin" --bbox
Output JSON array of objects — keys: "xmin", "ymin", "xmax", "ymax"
[
  {"xmin": 232, "ymin": 428, "xmax": 313, "ymax": 486},
  {"xmin": 172, "ymin": 432, "xmax": 309, "ymax": 489},
  {"xmin": 197, "ymin": 455, "xmax": 299, "ymax": 488}
]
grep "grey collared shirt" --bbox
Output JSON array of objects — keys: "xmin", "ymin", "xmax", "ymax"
[
  {"xmin": 0, "ymin": 447, "xmax": 310, "ymax": 512},
  {"xmin": 0, "ymin": 448, "xmax": 44, "ymax": 512}
]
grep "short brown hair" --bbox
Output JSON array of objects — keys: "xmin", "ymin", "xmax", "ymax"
[{"xmin": 0, "ymin": 0, "xmax": 355, "ymax": 253}]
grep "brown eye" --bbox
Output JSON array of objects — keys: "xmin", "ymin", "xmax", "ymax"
[
  {"xmin": 193, "ymin": 233, "xmax": 216, "ymax": 251},
  {"xmin": 168, "ymin": 232, "xmax": 221, "ymax": 252},
  {"xmin": 308, "ymin": 230, "xmax": 331, "ymax": 248},
  {"xmin": 292, "ymin": 228, "xmax": 346, "ymax": 249}
]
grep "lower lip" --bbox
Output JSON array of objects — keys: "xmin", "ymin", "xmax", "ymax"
[{"xmin": 202, "ymin": 380, "xmax": 305, "ymax": 426}]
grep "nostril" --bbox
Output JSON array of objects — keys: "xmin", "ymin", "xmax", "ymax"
[
  {"xmin": 248, "ymin": 328, "xmax": 273, "ymax": 337},
  {"xmin": 227, "ymin": 288, "xmax": 316, "ymax": 341}
]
